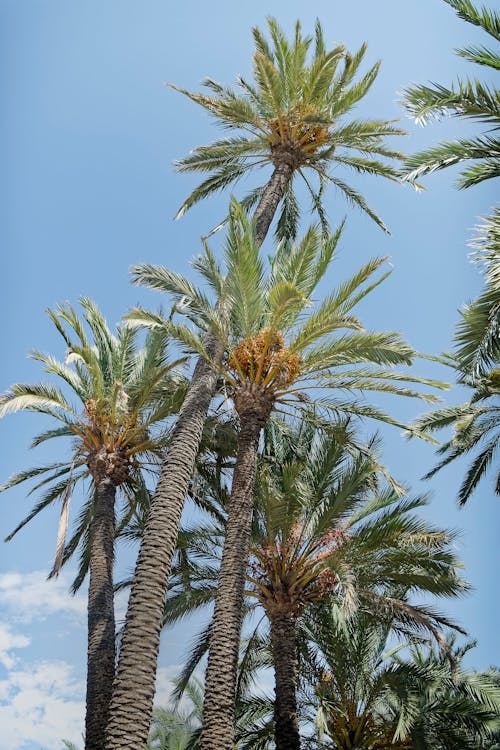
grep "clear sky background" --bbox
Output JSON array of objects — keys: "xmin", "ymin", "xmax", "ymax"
[{"xmin": 0, "ymin": 1, "xmax": 498, "ymax": 748}]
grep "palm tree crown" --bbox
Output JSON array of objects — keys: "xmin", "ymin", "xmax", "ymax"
[
  {"xmin": 170, "ymin": 18, "xmax": 405, "ymax": 236},
  {"xmin": 248, "ymin": 421, "xmax": 465, "ymax": 636},
  {"xmin": 0, "ymin": 298, "xmax": 185, "ymax": 582},
  {"xmin": 132, "ymin": 203, "xmax": 444, "ymax": 433},
  {"xmin": 312, "ymin": 610, "xmax": 500, "ymax": 750}
]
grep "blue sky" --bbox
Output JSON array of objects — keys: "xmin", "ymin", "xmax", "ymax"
[{"xmin": 1, "ymin": 1, "xmax": 498, "ymax": 747}]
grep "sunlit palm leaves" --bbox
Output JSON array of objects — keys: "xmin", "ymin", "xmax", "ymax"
[
  {"xmin": 455, "ymin": 208, "xmax": 500, "ymax": 378},
  {"xmin": 170, "ymin": 18, "xmax": 405, "ymax": 236},
  {"xmin": 0, "ymin": 298, "xmax": 186, "ymax": 586},
  {"xmin": 310, "ymin": 609, "xmax": 500, "ymax": 750},
  {"xmin": 416, "ymin": 368, "xmax": 500, "ymax": 505},
  {"xmin": 130, "ymin": 202, "xmax": 445, "ymax": 435},
  {"xmin": 402, "ymin": 0, "xmax": 500, "ymax": 188}
]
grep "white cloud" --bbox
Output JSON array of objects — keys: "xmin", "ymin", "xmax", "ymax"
[
  {"xmin": 0, "ymin": 622, "xmax": 30, "ymax": 670},
  {"xmin": 0, "ymin": 660, "xmax": 84, "ymax": 750},
  {"xmin": 0, "ymin": 570, "xmax": 86, "ymax": 623},
  {"xmin": 0, "ymin": 571, "xmax": 86, "ymax": 748}
]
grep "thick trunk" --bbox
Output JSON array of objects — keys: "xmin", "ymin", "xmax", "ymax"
[
  {"xmin": 253, "ymin": 162, "xmax": 294, "ymax": 245},
  {"xmin": 105, "ymin": 334, "xmax": 222, "ymax": 750},
  {"xmin": 105, "ymin": 161, "xmax": 294, "ymax": 750},
  {"xmin": 86, "ymin": 478, "xmax": 116, "ymax": 750},
  {"xmin": 270, "ymin": 612, "xmax": 300, "ymax": 750},
  {"xmin": 199, "ymin": 412, "xmax": 264, "ymax": 750}
]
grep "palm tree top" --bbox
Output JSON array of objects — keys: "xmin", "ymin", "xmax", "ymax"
[
  {"xmin": 131, "ymin": 202, "xmax": 447, "ymax": 434},
  {"xmin": 0, "ymin": 298, "xmax": 185, "ymax": 584},
  {"xmin": 168, "ymin": 17, "xmax": 406, "ymax": 235}
]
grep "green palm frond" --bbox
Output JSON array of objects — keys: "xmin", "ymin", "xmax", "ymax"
[
  {"xmin": 403, "ymin": 135, "xmax": 500, "ymax": 187},
  {"xmin": 444, "ymin": 0, "xmax": 500, "ymax": 40},
  {"xmin": 403, "ymin": 81, "xmax": 500, "ymax": 126},
  {"xmin": 403, "ymin": 0, "xmax": 500, "ymax": 203},
  {"xmin": 455, "ymin": 209, "xmax": 500, "ymax": 377},
  {"xmin": 457, "ymin": 44, "xmax": 500, "ymax": 68},
  {"xmin": 415, "ymin": 366, "xmax": 500, "ymax": 504},
  {"xmin": 0, "ymin": 382, "xmax": 77, "ymax": 419}
]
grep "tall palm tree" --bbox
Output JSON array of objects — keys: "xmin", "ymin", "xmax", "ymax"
[
  {"xmin": 402, "ymin": 0, "xmax": 500, "ymax": 190},
  {"xmin": 312, "ymin": 609, "xmax": 500, "ymax": 750},
  {"xmin": 170, "ymin": 17, "xmax": 405, "ymax": 238},
  {"xmin": 106, "ymin": 19, "xmax": 407, "ymax": 747},
  {"xmin": 0, "ymin": 299, "xmax": 185, "ymax": 750},
  {"xmin": 130, "ymin": 206, "xmax": 446, "ymax": 750}
]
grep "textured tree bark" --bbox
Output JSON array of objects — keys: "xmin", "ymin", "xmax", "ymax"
[
  {"xmin": 269, "ymin": 612, "xmax": 300, "ymax": 750},
  {"xmin": 105, "ymin": 162, "xmax": 294, "ymax": 750},
  {"xmin": 85, "ymin": 478, "xmax": 116, "ymax": 750},
  {"xmin": 253, "ymin": 162, "xmax": 294, "ymax": 245},
  {"xmin": 199, "ymin": 410, "xmax": 265, "ymax": 750},
  {"xmin": 105, "ymin": 336, "xmax": 222, "ymax": 750}
]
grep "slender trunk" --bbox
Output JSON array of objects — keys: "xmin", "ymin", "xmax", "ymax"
[
  {"xmin": 106, "ymin": 163, "xmax": 293, "ymax": 750},
  {"xmin": 199, "ymin": 409, "xmax": 265, "ymax": 750},
  {"xmin": 86, "ymin": 478, "xmax": 116, "ymax": 750},
  {"xmin": 253, "ymin": 162, "xmax": 294, "ymax": 245},
  {"xmin": 269, "ymin": 612, "xmax": 300, "ymax": 750},
  {"xmin": 105, "ymin": 335, "xmax": 222, "ymax": 749}
]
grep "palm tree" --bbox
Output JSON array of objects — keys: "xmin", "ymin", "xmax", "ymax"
[
  {"xmin": 0, "ymin": 299, "xmax": 185, "ymax": 750},
  {"xmin": 414, "ymin": 213, "xmax": 500, "ymax": 506},
  {"xmin": 130, "ymin": 206, "xmax": 446, "ymax": 750},
  {"xmin": 402, "ymin": 0, "xmax": 500, "ymax": 190},
  {"xmin": 247, "ymin": 423, "xmax": 465, "ymax": 750},
  {"xmin": 106, "ymin": 19, "xmax": 408, "ymax": 747},
  {"xmin": 403, "ymin": 0, "xmax": 500, "ymax": 507},
  {"xmin": 170, "ymin": 17, "xmax": 405, "ymax": 238},
  {"xmin": 312, "ymin": 609, "xmax": 500, "ymax": 750}
]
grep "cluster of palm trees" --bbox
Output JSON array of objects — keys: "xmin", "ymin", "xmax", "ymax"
[{"xmin": 1, "ymin": 2, "xmax": 499, "ymax": 749}]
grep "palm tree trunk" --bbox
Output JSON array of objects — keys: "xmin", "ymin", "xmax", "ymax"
[
  {"xmin": 86, "ymin": 477, "xmax": 116, "ymax": 750},
  {"xmin": 254, "ymin": 162, "xmax": 294, "ymax": 244},
  {"xmin": 269, "ymin": 612, "xmax": 300, "ymax": 750},
  {"xmin": 105, "ymin": 336, "xmax": 222, "ymax": 749},
  {"xmin": 105, "ymin": 167, "xmax": 293, "ymax": 750},
  {"xmin": 199, "ymin": 406, "xmax": 266, "ymax": 750}
]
